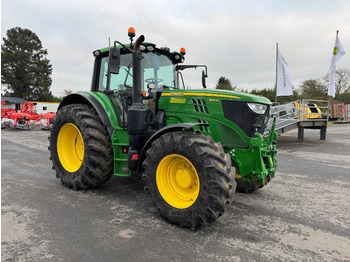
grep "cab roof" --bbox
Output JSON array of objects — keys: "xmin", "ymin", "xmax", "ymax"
[{"xmin": 94, "ymin": 42, "xmax": 184, "ymax": 65}]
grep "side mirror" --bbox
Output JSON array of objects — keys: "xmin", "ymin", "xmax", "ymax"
[
  {"xmin": 106, "ymin": 46, "xmax": 121, "ymax": 91},
  {"xmin": 202, "ymin": 70, "xmax": 207, "ymax": 89},
  {"xmin": 108, "ymin": 46, "xmax": 120, "ymax": 74}
]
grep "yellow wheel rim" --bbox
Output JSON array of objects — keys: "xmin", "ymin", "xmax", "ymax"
[
  {"xmin": 156, "ymin": 154, "xmax": 200, "ymax": 209},
  {"xmin": 57, "ymin": 123, "xmax": 84, "ymax": 172}
]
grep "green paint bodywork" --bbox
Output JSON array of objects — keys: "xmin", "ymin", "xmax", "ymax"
[
  {"xmin": 158, "ymin": 89, "xmax": 277, "ymax": 185},
  {"xmin": 66, "ymin": 42, "xmax": 277, "ymax": 186},
  {"xmin": 78, "ymin": 91, "xmax": 131, "ymax": 177},
  {"xmin": 76, "ymin": 87, "xmax": 277, "ymax": 186}
]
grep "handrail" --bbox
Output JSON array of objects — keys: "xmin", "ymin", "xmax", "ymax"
[{"xmin": 267, "ymin": 99, "xmax": 329, "ymax": 131}]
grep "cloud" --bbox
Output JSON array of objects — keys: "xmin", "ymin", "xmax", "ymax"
[{"xmin": 2, "ymin": 0, "xmax": 350, "ymax": 96}]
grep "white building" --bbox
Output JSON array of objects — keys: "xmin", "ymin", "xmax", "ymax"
[
  {"xmin": 2, "ymin": 97, "xmax": 60, "ymax": 114},
  {"xmin": 32, "ymin": 102, "xmax": 60, "ymax": 114},
  {"xmin": 1, "ymin": 96, "xmax": 27, "ymax": 111}
]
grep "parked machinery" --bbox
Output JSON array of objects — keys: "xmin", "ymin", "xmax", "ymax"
[
  {"xmin": 1, "ymin": 100, "xmax": 16, "ymax": 128},
  {"xmin": 48, "ymin": 28, "xmax": 277, "ymax": 228},
  {"xmin": 1, "ymin": 101, "xmax": 56, "ymax": 130},
  {"xmin": 40, "ymin": 112, "xmax": 56, "ymax": 130}
]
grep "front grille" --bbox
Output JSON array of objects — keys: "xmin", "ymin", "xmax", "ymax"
[
  {"xmin": 221, "ymin": 100, "xmax": 269, "ymax": 137},
  {"xmin": 192, "ymin": 98, "xmax": 209, "ymax": 113}
]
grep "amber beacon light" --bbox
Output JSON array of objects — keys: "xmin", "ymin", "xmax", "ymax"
[
  {"xmin": 128, "ymin": 27, "xmax": 136, "ymax": 38},
  {"xmin": 180, "ymin": 47, "xmax": 186, "ymax": 55}
]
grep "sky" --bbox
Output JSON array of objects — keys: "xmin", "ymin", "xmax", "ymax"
[{"xmin": 1, "ymin": 0, "xmax": 350, "ymax": 96}]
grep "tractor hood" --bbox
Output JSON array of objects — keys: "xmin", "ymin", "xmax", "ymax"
[
  {"xmin": 160, "ymin": 89, "xmax": 272, "ymax": 105},
  {"xmin": 158, "ymin": 88, "xmax": 272, "ymax": 140}
]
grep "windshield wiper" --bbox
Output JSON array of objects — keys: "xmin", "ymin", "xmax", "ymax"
[{"xmin": 123, "ymin": 65, "xmax": 133, "ymax": 88}]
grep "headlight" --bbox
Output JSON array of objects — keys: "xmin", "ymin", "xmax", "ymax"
[{"xmin": 247, "ymin": 103, "xmax": 268, "ymax": 114}]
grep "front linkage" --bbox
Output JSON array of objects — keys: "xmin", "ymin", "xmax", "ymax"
[{"xmin": 230, "ymin": 119, "xmax": 277, "ymax": 187}]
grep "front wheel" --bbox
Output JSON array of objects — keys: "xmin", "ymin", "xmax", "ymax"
[
  {"xmin": 49, "ymin": 104, "xmax": 113, "ymax": 190},
  {"xmin": 235, "ymin": 178, "xmax": 262, "ymax": 193},
  {"xmin": 142, "ymin": 131, "xmax": 236, "ymax": 229}
]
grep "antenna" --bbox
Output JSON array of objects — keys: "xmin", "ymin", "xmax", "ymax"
[{"xmin": 108, "ymin": 37, "xmax": 111, "ymax": 48}]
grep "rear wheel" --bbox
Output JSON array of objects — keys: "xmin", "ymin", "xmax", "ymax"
[
  {"xmin": 49, "ymin": 104, "xmax": 113, "ymax": 190},
  {"xmin": 142, "ymin": 131, "xmax": 236, "ymax": 229}
]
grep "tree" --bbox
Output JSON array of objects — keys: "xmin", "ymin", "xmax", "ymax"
[
  {"xmin": 250, "ymin": 87, "xmax": 275, "ymax": 101},
  {"xmin": 335, "ymin": 68, "xmax": 350, "ymax": 93},
  {"xmin": 322, "ymin": 67, "xmax": 350, "ymax": 95},
  {"xmin": 216, "ymin": 76, "xmax": 236, "ymax": 91},
  {"xmin": 62, "ymin": 89, "xmax": 73, "ymax": 96},
  {"xmin": 299, "ymin": 79, "xmax": 327, "ymax": 100},
  {"xmin": 335, "ymin": 92, "xmax": 350, "ymax": 104},
  {"xmin": 249, "ymin": 87, "xmax": 299, "ymax": 103},
  {"xmin": 1, "ymin": 27, "xmax": 53, "ymax": 101}
]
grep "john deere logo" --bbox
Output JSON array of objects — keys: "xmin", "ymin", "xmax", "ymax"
[{"xmin": 333, "ymin": 46, "xmax": 338, "ymax": 55}]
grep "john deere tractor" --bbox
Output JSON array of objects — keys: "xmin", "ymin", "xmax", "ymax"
[{"xmin": 49, "ymin": 28, "xmax": 277, "ymax": 228}]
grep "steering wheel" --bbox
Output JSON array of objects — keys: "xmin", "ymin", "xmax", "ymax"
[{"xmin": 145, "ymin": 77, "xmax": 163, "ymax": 84}]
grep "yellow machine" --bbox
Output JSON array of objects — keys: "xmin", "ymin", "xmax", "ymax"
[{"xmin": 293, "ymin": 102, "xmax": 322, "ymax": 119}]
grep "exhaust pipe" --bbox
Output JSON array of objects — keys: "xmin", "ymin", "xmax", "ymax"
[
  {"xmin": 127, "ymin": 35, "xmax": 149, "ymax": 171},
  {"xmin": 132, "ymin": 35, "xmax": 144, "ymax": 104},
  {"xmin": 134, "ymin": 35, "xmax": 144, "ymax": 51}
]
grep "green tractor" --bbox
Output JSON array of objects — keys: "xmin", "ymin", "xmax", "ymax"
[{"xmin": 49, "ymin": 28, "xmax": 277, "ymax": 229}]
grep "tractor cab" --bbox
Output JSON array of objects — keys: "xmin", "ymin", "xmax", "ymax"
[
  {"xmin": 93, "ymin": 44, "xmax": 180, "ymax": 92},
  {"xmin": 91, "ymin": 40, "xmax": 188, "ymax": 129}
]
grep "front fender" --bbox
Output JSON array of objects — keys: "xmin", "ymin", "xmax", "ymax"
[{"xmin": 137, "ymin": 122, "xmax": 208, "ymax": 171}]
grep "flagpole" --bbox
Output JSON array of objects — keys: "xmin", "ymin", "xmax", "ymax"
[{"xmin": 275, "ymin": 43, "xmax": 278, "ymax": 103}]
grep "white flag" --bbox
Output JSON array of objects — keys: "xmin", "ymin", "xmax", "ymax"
[
  {"xmin": 328, "ymin": 34, "xmax": 346, "ymax": 97},
  {"xmin": 276, "ymin": 47, "xmax": 293, "ymax": 97},
  {"xmin": 328, "ymin": 69, "xmax": 336, "ymax": 97}
]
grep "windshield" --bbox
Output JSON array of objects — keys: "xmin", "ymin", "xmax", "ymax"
[{"xmin": 98, "ymin": 52, "xmax": 176, "ymax": 91}]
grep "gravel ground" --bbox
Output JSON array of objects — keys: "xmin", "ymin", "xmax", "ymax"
[{"xmin": 1, "ymin": 124, "xmax": 350, "ymax": 262}]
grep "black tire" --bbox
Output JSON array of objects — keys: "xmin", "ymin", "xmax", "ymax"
[
  {"xmin": 142, "ymin": 131, "xmax": 236, "ymax": 229},
  {"xmin": 49, "ymin": 104, "xmax": 113, "ymax": 190},
  {"xmin": 236, "ymin": 151, "xmax": 276, "ymax": 193},
  {"xmin": 235, "ymin": 179, "xmax": 262, "ymax": 193}
]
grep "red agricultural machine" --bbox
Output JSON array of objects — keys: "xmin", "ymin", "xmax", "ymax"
[
  {"xmin": 40, "ymin": 112, "xmax": 56, "ymax": 130},
  {"xmin": 1, "ymin": 100, "xmax": 16, "ymax": 118},
  {"xmin": 1, "ymin": 100, "xmax": 16, "ymax": 128},
  {"xmin": 1, "ymin": 101, "xmax": 56, "ymax": 130}
]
